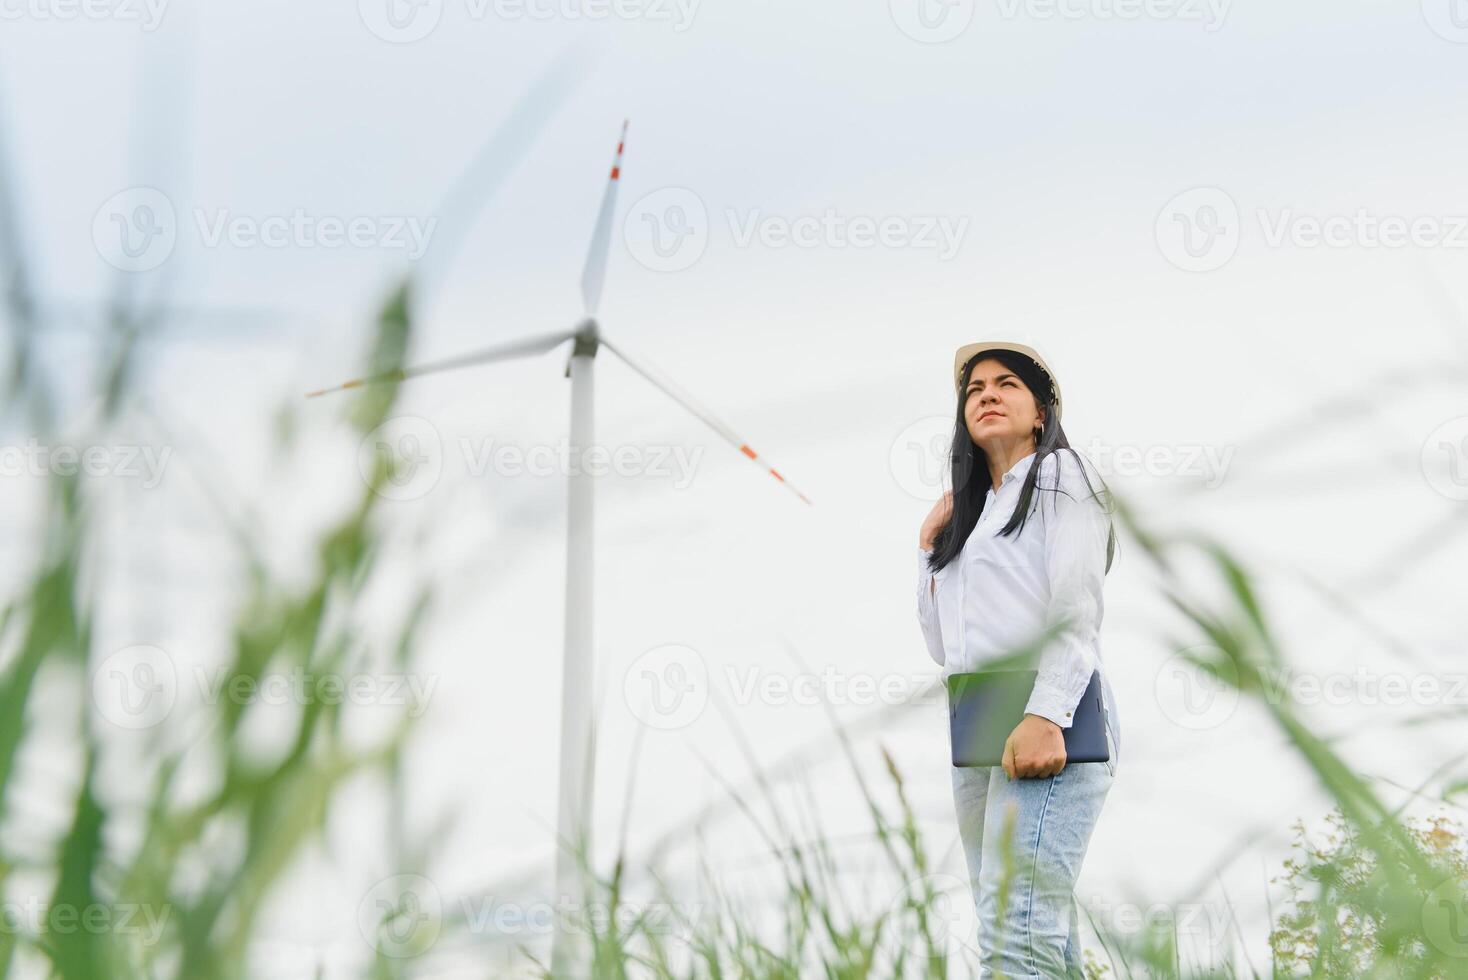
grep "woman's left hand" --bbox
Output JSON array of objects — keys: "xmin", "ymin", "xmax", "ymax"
[{"xmin": 1002, "ymin": 715, "xmax": 1067, "ymax": 779}]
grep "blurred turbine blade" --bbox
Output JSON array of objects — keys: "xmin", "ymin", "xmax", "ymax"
[
  {"xmin": 306, "ymin": 327, "xmax": 576, "ymax": 398},
  {"xmin": 1419, "ymin": 257, "xmax": 1468, "ymax": 366},
  {"xmin": 0, "ymin": 81, "xmax": 43, "ymax": 412},
  {"xmin": 579, "ymin": 120, "xmax": 628, "ymax": 319},
  {"xmin": 421, "ymin": 47, "xmax": 592, "ymax": 287},
  {"xmin": 599, "ymin": 335, "xmax": 812, "ymax": 505},
  {"xmin": 113, "ymin": 0, "xmax": 197, "ymax": 333}
]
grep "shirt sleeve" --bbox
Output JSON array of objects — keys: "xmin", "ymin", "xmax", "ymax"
[
  {"xmin": 1024, "ymin": 454, "xmax": 1112, "ymax": 729},
  {"xmin": 916, "ymin": 546, "xmax": 947, "ymax": 667}
]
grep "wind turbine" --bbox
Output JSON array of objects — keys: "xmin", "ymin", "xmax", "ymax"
[{"xmin": 306, "ymin": 122, "xmax": 811, "ymax": 974}]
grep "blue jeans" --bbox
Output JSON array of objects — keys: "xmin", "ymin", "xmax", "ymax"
[{"xmin": 949, "ymin": 681, "xmax": 1120, "ymax": 979}]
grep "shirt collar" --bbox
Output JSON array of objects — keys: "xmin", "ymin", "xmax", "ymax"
[{"xmin": 986, "ymin": 450, "xmax": 1037, "ymax": 500}]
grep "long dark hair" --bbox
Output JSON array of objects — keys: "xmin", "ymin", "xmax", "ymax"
[{"xmin": 925, "ymin": 349, "xmax": 1116, "ymax": 575}]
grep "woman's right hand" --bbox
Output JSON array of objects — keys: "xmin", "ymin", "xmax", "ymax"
[{"xmin": 919, "ymin": 490, "xmax": 953, "ymax": 551}]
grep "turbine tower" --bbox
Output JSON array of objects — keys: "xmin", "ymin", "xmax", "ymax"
[{"xmin": 307, "ymin": 123, "xmax": 810, "ymax": 973}]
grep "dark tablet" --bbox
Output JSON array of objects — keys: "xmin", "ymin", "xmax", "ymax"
[{"xmin": 947, "ymin": 669, "xmax": 1109, "ymax": 768}]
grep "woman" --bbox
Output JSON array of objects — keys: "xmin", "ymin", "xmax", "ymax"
[{"xmin": 916, "ymin": 341, "xmax": 1120, "ymax": 979}]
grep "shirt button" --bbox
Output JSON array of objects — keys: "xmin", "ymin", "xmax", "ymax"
[{"xmin": 1065, "ymin": 712, "xmax": 1072, "ymax": 717}]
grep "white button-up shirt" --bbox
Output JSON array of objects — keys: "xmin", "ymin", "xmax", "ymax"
[{"xmin": 916, "ymin": 449, "xmax": 1112, "ymax": 729}]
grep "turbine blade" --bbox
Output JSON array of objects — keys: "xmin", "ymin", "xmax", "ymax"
[
  {"xmin": 305, "ymin": 328, "xmax": 576, "ymax": 398},
  {"xmin": 600, "ymin": 336, "xmax": 812, "ymax": 505},
  {"xmin": 1420, "ymin": 258, "xmax": 1468, "ymax": 366},
  {"xmin": 422, "ymin": 48, "xmax": 591, "ymax": 287},
  {"xmin": 579, "ymin": 120, "xmax": 628, "ymax": 318}
]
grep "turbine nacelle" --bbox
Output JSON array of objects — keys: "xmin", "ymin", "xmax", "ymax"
[{"xmin": 564, "ymin": 319, "xmax": 601, "ymax": 376}]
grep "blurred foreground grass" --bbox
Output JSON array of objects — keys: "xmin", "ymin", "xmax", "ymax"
[
  {"xmin": 2, "ymin": 204, "xmax": 1466, "ymax": 980},
  {"xmin": 521, "ymin": 491, "xmax": 1468, "ymax": 979}
]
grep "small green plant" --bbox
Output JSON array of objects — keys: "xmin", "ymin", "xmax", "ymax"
[{"xmin": 1269, "ymin": 808, "xmax": 1468, "ymax": 978}]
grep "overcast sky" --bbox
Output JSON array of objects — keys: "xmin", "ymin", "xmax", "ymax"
[{"xmin": 3, "ymin": 0, "xmax": 1468, "ymax": 974}]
